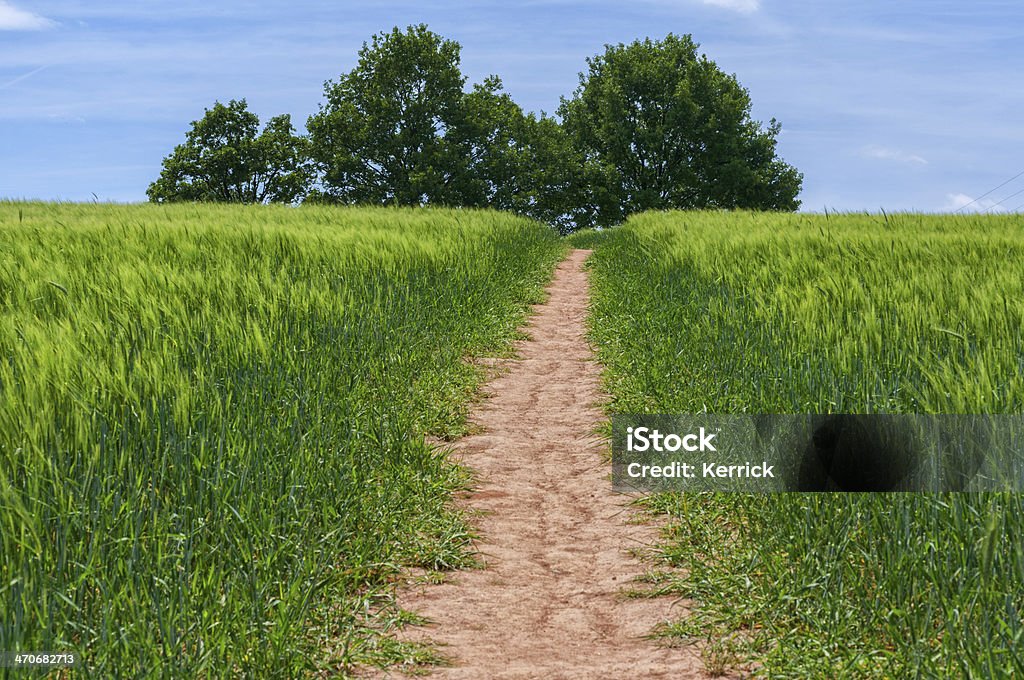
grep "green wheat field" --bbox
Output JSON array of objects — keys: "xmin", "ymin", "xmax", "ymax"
[
  {"xmin": 0, "ymin": 202, "xmax": 564, "ymax": 675},
  {"xmin": 3, "ymin": 203, "xmax": 1023, "ymax": 676},
  {"xmin": 577, "ymin": 211, "xmax": 1024, "ymax": 677}
]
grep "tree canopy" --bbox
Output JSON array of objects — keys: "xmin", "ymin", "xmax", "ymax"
[
  {"xmin": 147, "ymin": 99, "xmax": 309, "ymax": 204},
  {"xmin": 558, "ymin": 34, "xmax": 803, "ymax": 226},
  {"xmin": 456, "ymin": 77, "xmax": 580, "ymax": 233},
  {"xmin": 306, "ymin": 25, "xmax": 469, "ymax": 206},
  {"xmin": 150, "ymin": 28, "xmax": 803, "ymax": 231},
  {"xmin": 305, "ymin": 24, "xmax": 574, "ymax": 228}
]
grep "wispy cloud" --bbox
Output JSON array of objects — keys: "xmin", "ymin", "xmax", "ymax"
[
  {"xmin": 700, "ymin": 0, "xmax": 760, "ymax": 13},
  {"xmin": 0, "ymin": 1, "xmax": 54, "ymax": 30},
  {"xmin": 0, "ymin": 64, "xmax": 49, "ymax": 90},
  {"xmin": 943, "ymin": 192, "xmax": 1007, "ymax": 213},
  {"xmin": 860, "ymin": 144, "xmax": 927, "ymax": 165}
]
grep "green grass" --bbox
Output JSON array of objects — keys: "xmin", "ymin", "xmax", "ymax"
[
  {"xmin": 0, "ymin": 202, "xmax": 565, "ymax": 677},
  {"xmin": 585, "ymin": 211, "xmax": 1024, "ymax": 677},
  {"xmin": 565, "ymin": 228, "xmax": 614, "ymax": 250}
]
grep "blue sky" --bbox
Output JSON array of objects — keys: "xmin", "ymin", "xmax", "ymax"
[{"xmin": 2, "ymin": 0, "xmax": 1023, "ymax": 212}]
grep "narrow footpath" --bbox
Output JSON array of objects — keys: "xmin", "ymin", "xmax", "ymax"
[{"xmin": 384, "ymin": 249, "xmax": 709, "ymax": 679}]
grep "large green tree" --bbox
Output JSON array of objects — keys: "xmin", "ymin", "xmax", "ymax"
[
  {"xmin": 559, "ymin": 34, "xmax": 803, "ymax": 226},
  {"xmin": 148, "ymin": 99, "xmax": 309, "ymax": 204},
  {"xmin": 457, "ymin": 77, "xmax": 580, "ymax": 232},
  {"xmin": 306, "ymin": 25, "xmax": 469, "ymax": 205},
  {"xmin": 306, "ymin": 24, "xmax": 574, "ymax": 226}
]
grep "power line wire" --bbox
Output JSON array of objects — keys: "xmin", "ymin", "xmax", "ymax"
[
  {"xmin": 956, "ymin": 167, "xmax": 1024, "ymax": 212},
  {"xmin": 984, "ymin": 184, "xmax": 1024, "ymax": 212}
]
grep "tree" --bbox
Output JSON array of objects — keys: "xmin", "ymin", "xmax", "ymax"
[
  {"xmin": 457, "ymin": 77, "xmax": 581, "ymax": 232},
  {"xmin": 147, "ymin": 99, "xmax": 310, "ymax": 204},
  {"xmin": 306, "ymin": 25, "xmax": 470, "ymax": 206},
  {"xmin": 307, "ymin": 24, "xmax": 575, "ymax": 226},
  {"xmin": 558, "ymin": 34, "xmax": 803, "ymax": 227}
]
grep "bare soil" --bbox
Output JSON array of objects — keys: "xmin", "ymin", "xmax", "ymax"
[{"xmin": 378, "ymin": 250, "xmax": 710, "ymax": 679}]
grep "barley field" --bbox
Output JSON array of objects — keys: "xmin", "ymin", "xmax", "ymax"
[
  {"xmin": 0, "ymin": 202, "xmax": 564, "ymax": 676},
  {"xmin": 579, "ymin": 211, "xmax": 1024, "ymax": 677}
]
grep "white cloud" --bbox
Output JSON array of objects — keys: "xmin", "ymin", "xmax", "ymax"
[
  {"xmin": 860, "ymin": 145, "xmax": 927, "ymax": 165},
  {"xmin": 0, "ymin": 1, "xmax": 54, "ymax": 30},
  {"xmin": 942, "ymin": 193, "xmax": 1007, "ymax": 213},
  {"xmin": 700, "ymin": 0, "xmax": 760, "ymax": 13}
]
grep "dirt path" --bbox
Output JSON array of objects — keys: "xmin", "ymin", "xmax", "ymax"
[{"xmin": 384, "ymin": 249, "xmax": 708, "ymax": 679}]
